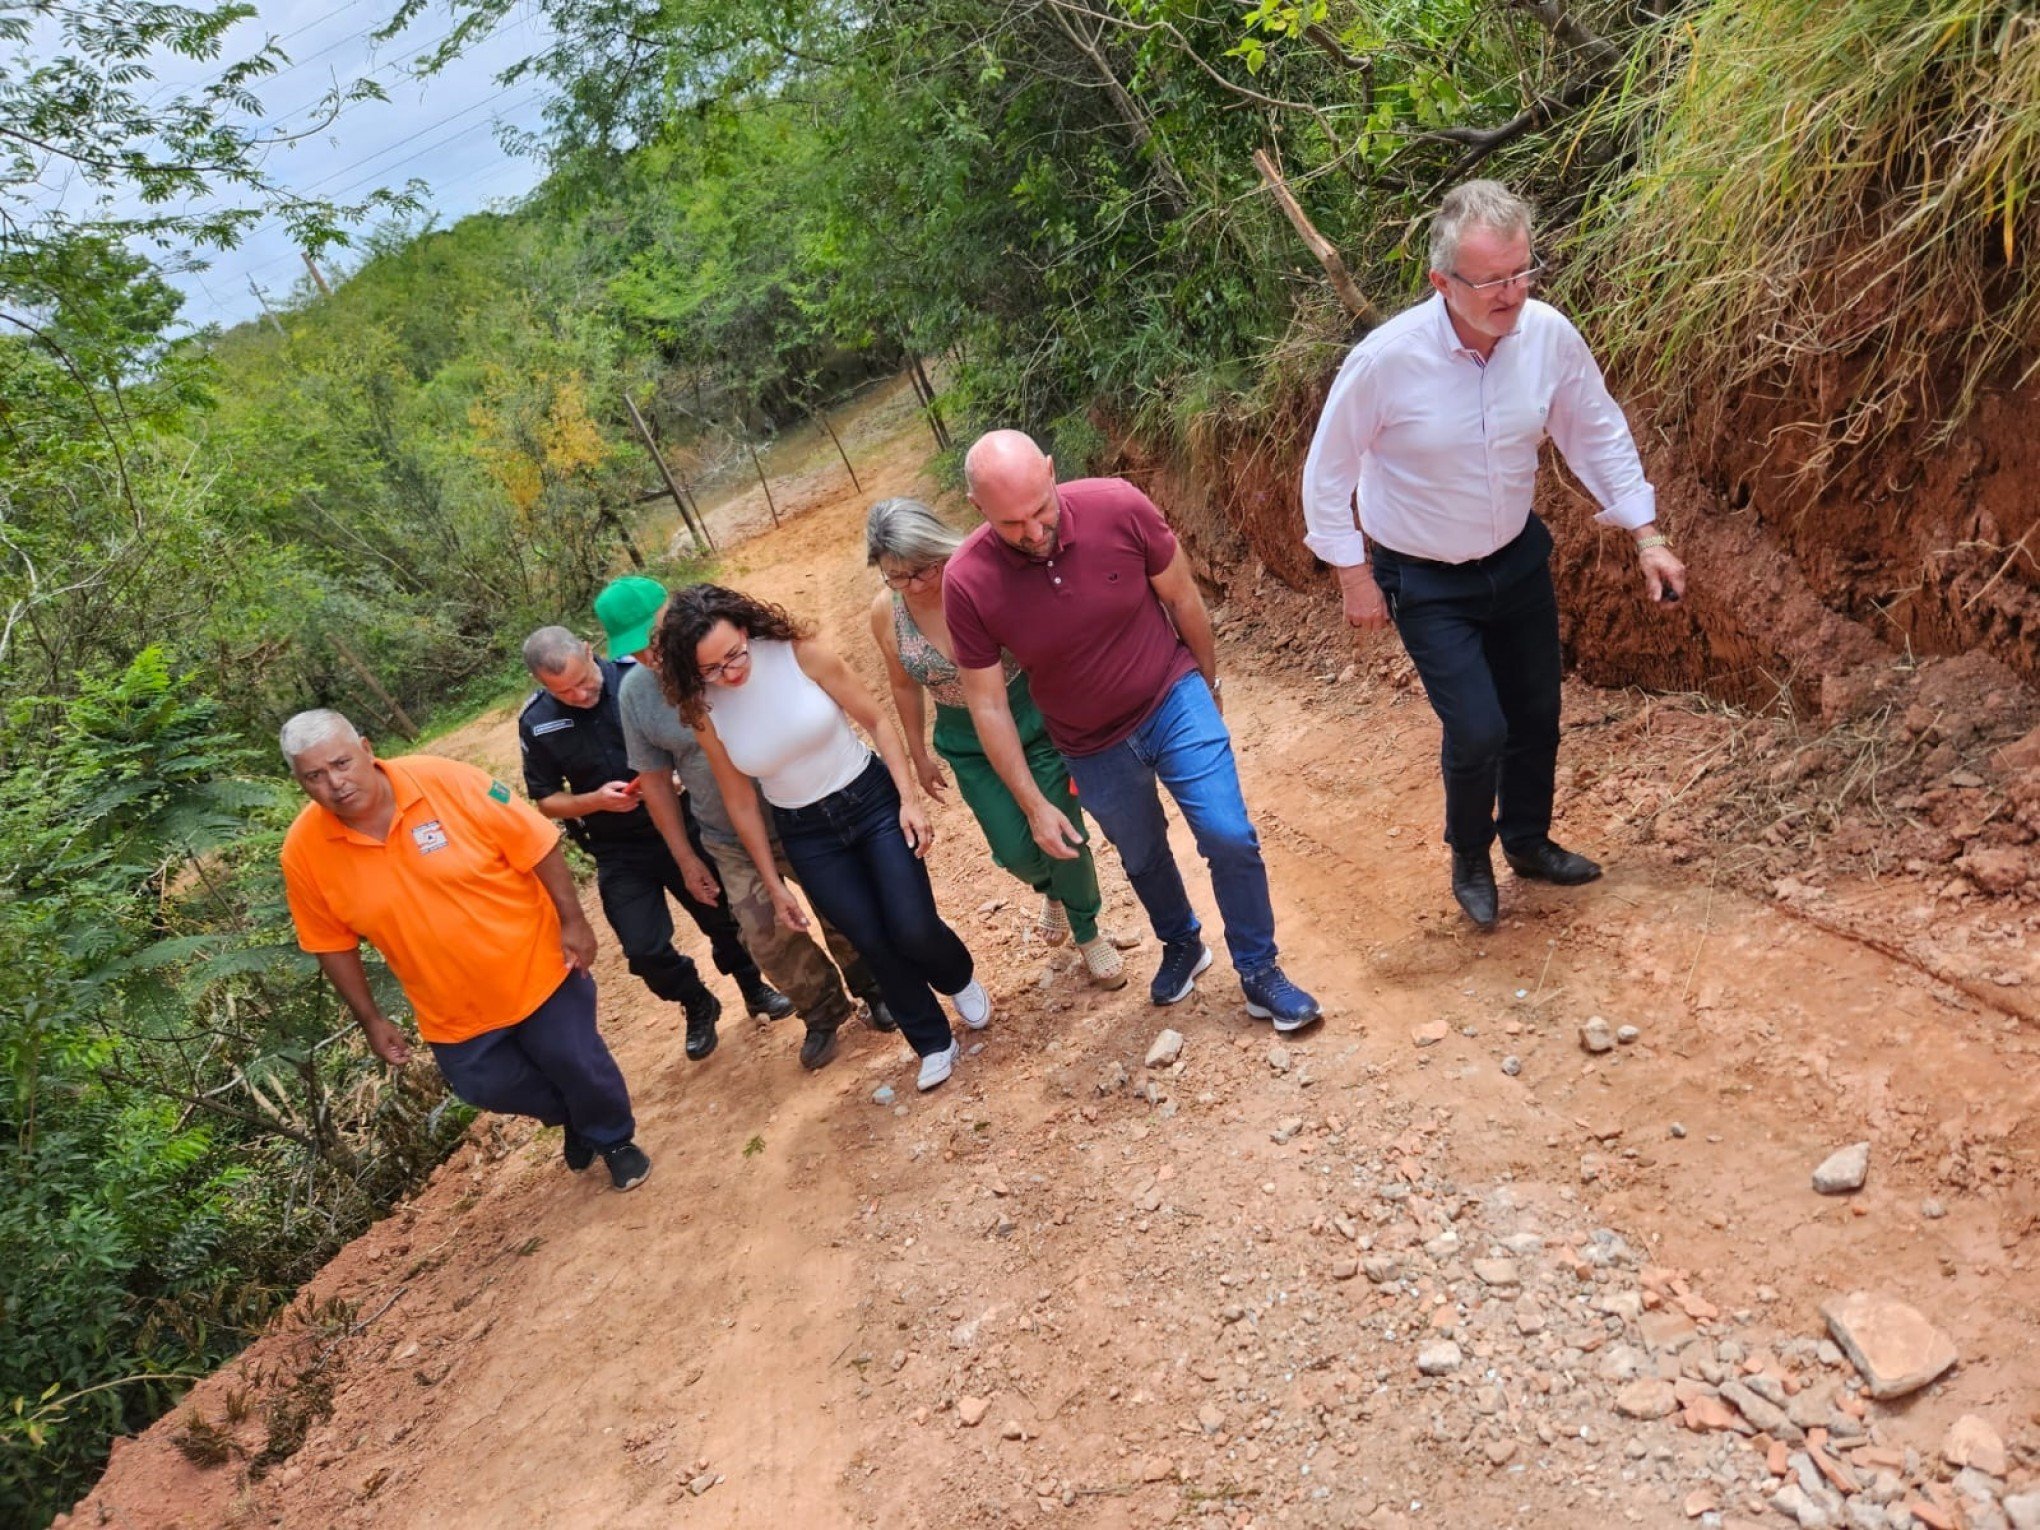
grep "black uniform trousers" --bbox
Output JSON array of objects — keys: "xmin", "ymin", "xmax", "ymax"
[
  {"xmin": 1368, "ymin": 515, "xmax": 1563, "ymax": 858},
  {"xmin": 592, "ymin": 804, "xmax": 763, "ymax": 1005}
]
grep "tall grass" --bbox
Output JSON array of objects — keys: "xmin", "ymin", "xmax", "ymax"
[{"xmin": 1569, "ymin": 0, "xmax": 2039, "ymax": 476}]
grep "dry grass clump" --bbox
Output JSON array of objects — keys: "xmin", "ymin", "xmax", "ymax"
[{"xmin": 1568, "ymin": 0, "xmax": 2040, "ymax": 478}]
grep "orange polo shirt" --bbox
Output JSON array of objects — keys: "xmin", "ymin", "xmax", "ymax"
[{"xmin": 281, "ymin": 755, "xmax": 567, "ymax": 1044}]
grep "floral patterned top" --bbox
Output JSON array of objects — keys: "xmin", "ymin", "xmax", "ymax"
[{"xmin": 893, "ymin": 594, "xmax": 1018, "ymax": 708}]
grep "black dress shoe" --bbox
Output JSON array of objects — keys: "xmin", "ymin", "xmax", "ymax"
[
  {"xmin": 1503, "ymin": 840, "xmax": 1603, "ymax": 886},
  {"xmin": 1451, "ymin": 847, "xmax": 1499, "ymax": 929}
]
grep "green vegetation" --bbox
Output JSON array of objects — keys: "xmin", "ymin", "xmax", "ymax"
[{"xmin": 4, "ymin": 0, "xmax": 2035, "ymax": 1520}]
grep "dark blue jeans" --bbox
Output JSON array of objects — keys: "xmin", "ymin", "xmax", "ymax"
[
  {"xmin": 429, "ymin": 970, "xmax": 635, "ymax": 1149},
  {"xmin": 1063, "ymin": 670, "xmax": 1278, "ymax": 975},
  {"xmin": 772, "ymin": 755, "xmax": 974, "ymax": 1058},
  {"xmin": 1369, "ymin": 516, "xmax": 1562, "ymax": 857}
]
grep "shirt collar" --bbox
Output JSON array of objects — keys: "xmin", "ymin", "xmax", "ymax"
[
  {"xmin": 318, "ymin": 759, "xmax": 421, "ymax": 841},
  {"xmin": 1428, "ymin": 290, "xmax": 1518, "ymax": 364}
]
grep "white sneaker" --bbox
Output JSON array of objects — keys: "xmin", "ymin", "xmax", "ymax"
[
  {"xmin": 1076, "ymin": 935, "xmax": 1128, "ymax": 990},
  {"xmin": 949, "ymin": 978, "xmax": 992, "ymax": 1030},
  {"xmin": 917, "ymin": 1040, "xmax": 960, "ymax": 1091}
]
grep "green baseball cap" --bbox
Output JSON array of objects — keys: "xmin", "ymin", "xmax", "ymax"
[{"xmin": 595, "ymin": 575, "xmax": 669, "ymax": 655}]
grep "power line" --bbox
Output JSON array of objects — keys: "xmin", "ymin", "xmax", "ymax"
[{"xmin": 197, "ymin": 90, "xmax": 547, "ymax": 290}]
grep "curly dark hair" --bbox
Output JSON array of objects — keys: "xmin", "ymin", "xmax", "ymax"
[{"xmin": 652, "ymin": 583, "xmax": 813, "ymax": 724}]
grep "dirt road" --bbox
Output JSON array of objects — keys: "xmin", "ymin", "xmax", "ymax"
[{"xmin": 68, "ymin": 380, "xmax": 2039, "ymax": 1530}]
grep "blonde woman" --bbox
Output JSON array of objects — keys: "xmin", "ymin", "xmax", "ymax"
[{"xmin": 865, "ymin": 497, "xmax": 1126, "ymax": 988}]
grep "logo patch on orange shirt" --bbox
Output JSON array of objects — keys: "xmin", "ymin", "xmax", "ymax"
[{"xmin": 412, "ymin": 819, "xmax": 450, "ymax": 854}]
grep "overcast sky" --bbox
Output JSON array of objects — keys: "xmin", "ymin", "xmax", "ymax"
[{"xmin": 134, "ymin": 0, "xmax": 558, "ymax": 333}]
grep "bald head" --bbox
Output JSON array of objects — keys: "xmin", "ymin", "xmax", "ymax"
[
  {"xmin": 964, "ymin": 430, "xmax": 1062, "ymax": 559},
  {"xmin": 963, "ymin": 429, "xmax": 1049, "ymax": 497}
]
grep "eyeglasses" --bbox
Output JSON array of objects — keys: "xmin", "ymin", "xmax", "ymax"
[
  {"xmin": 698, "ymin": 643, "xmax": 750, "ymax": 683},
  {"xmin": 880, "ymin": 563, "xmax": 943, "ymax": 591},
  {"xmin": 1450, "ymin": 260, "xmax": 1545, "ymax": 294}
]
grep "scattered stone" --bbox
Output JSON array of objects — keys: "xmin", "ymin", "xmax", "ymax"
[
  {"xmin": 1330, "ymin": 1258, "xmax": 1359, "ymax": 1282},
  {"xmin": 1501, "ymin": 1055, "xmax": 1522, "ymax": 1076},
  {"xmin": 1921, "ymin": 1197, "xmax": 1948, "ymax": 1220},
  {"xmin": 1640, "ymin": 1310, "xmax": 1701, "ymax": 1352},
  {"xmin": 1681, "ymin": 1394, "xmax": 1744, "ymax": 1433},
  {"xmin": 1721, "ymin": 1379, "xmax": 1802, "ymax": 1442},
  {"xmin": 1095, "ymin": 1060, "xmax": 1128, "ymax": 1095},
  {"xmin": 1472, "ymin": 1258, "xmax": 1519, "ymax": 1287},
  {"xmin": 1145, "ymin": 1029, "xmax": 1184, "ymax": 1068},
  {"xmin": 870, "ymin": 1084, "xmax": 895, "ymax": 1106},
  {"xmin": 1513, "ymin": 1297, "xmax": 1546, "ymax": 1336},
  {"xmin": 1614, "ymin": 1379, "xmax": 1679, "ymax": 1421},
  {"xmin": 1363, "ymin": 1255, "xmax": 1402, "ymax": 1285},
  {"xmin": 2003, "ymin": 1488, "xmax": 2040, "ymax": 1530},
  {"xmin": 1812, "ymin": 1142, "xmax": 1871, "ymax": 1195},
  {"xmin": 1820, "ymin": 1291, "xmax": 1959, "ymax": 1399},
  {"xmin": 1670, "ymin": 1121, "xmax": 1688, "ymax": 1138},
  {"xmin": 1270, "ymin": 1117, "xmax": 1305, "ymax": 1145},
  {"xmin": 1416, "ymin": 1340, "xmax": 1463, "ymax": 1376},
  {"xmin": 1579, "ymin": 1017, "xmax": 1615, "ymax": 1054},
  {"xmin": 1412, "ymin": 1020, "xmax": 1449, "ymax": 1047},
  {"xmin": 1616, "ymin": 1024, "xmax": 1641, "ymax": 1044},
  {"xmin": 1266, "ymin": 1044, "xmax": 1291, "ymax": 1075},
  {"xmin": 957, "ymin": 1396, "xmax": 989, "ymax": 1427},
  {"xmin": 1138, "ymin": 1457, "xmax": 1175, "ymax": 1484},
  {"xmin": 1197, "ymin": 1403, "xmax": 1225, "ymax": 1434},
  {"xmin": 1941, "ymin": 1414, "xmax": 2007, "ymax": 1478},
  {"xmin": 1596, "ymin": 1344, "xmax": 1652, "ymax": 1383},
  {"xmin": 1484, "ymin": 1438, "xmax": 1518, "ymax": 1467},
  {"xmin": 687, "ymin": 1473, "xmax": 719, "ymax": 1496},
  {"xmin": 1683, "ymin": 1487, "xmax": 1721, "ymax": 1518}
]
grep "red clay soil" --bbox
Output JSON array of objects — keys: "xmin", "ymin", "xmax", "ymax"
[{"xmin": 65, "ymin": 379, "xmax": 2040, "ymax": 1530}]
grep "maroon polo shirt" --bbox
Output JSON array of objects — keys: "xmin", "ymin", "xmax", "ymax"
[{"xmin": 945, "ymin": 477, "xmax": 1198, "ymax": 757}]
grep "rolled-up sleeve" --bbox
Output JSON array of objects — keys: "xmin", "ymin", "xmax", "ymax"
[
  {"xmin": 1546, "ymin": 322, "xmax": 1657, "ymax": 530},
  {"xmin": 1300, "ymin": 347, "xmax": 1382, "ymax": 567}
]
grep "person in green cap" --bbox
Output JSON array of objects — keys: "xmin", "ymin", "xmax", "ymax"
[
  {"xmin": 595, "ymin": 575, "xmax": 894, "ymax": 1070},
  {"xmin": 518, "ymin": 621, "xmax": 794, "ymax": 1064}
]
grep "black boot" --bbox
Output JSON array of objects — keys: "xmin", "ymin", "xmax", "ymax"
[
  {"xmin": 741, "ymin": 978, "xmax": 795, "ymax": 1021},
  {"xmin": 1451, "ymin": 847, "xmax": 1499, "ymax": 929},
  {"xmin": 683, "ymin": 986, "xmax": 722, "ymax": 1060}
]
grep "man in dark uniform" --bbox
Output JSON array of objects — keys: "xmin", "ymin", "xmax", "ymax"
[{"xmin": 518, "ymin": 625, "xmax": 793, "ymax": 1061}]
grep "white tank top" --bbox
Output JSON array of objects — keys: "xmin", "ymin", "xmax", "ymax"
[{"xmin": 706, "ymin": 639, "xmax": 873, "ymax": 809}]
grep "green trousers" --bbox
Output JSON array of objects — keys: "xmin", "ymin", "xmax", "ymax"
[{"xmin": 931, "ymin": 674, "xmax": 1104, "ymax": 942}]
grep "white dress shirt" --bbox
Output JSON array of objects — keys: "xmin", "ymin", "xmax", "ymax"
[{"xmin": 1300, "ymin": 294, "xmax": 1656, "ymax": 567}]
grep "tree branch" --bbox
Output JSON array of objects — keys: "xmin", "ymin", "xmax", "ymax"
[{"xmin": 1511, "ymin": 0, "xmax": 1623, "ymax": 71}]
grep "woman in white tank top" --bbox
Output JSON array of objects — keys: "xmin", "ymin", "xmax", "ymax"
[{"xmin": 652, "ymin": 585, "xmax": 989, "ymax": 1093}]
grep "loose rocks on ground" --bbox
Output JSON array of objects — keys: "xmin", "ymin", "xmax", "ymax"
[{"xmin": 1812, "ymin": 1141, "xmax": 1871, "ymax": 1195}]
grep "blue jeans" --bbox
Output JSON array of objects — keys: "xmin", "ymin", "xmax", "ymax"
[
  {"xmin": 429, "ymin": 970, "xmax": 635, "ymax": 1149},
  {"xmin": 771, "ymin": 756, "xmax": 974, "ymax": 1057},
  {"xmin": 1063, "ymin": 670, "xmax": 1278, "ymax": 974},
  {"xmin": 1370, "ymin": 516, "xmax": 1562, "ymax": 856}
]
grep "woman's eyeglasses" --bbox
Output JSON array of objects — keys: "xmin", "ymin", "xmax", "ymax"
[
  {"xmin": 880, "ymin": 563, "xmax": 943, "ymax": 591},
  {"xmin": 698, "ymin": 643, "xmax": 750, "ymax": 682}
]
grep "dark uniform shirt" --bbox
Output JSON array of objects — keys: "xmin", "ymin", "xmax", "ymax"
[{"xmin": 517, "ymin": 656, "xmax": 660, "ymax": 851}]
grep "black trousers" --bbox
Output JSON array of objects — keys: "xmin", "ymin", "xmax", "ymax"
[
  {"xmin": 591, "ymin": 810, "xmax": 762, "ymax": 1005},
  {"xmin": 1369, "ymin": 516, "xmax": 1562, "ymax": 858}
]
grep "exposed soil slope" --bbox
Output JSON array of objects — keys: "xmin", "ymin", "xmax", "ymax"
[{"xmin": 67, "ymin": 380, "xmax": 2040, "ymax": 1530}]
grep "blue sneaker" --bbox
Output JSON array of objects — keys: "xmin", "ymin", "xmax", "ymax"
[
  {"xmin": 1241, "ymin": 965, "xmax": 1322, "ymax": 1033},
  {"xmin": 1149, "ymin": 937, "xmax": 1212, "ymax": 1006}
]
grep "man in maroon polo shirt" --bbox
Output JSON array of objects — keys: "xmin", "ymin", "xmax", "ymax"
[{"xmin": 945, "ymin": 429, "xmax": 1322, "ymax": 1032}]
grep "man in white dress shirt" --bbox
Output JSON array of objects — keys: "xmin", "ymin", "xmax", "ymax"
[{"xmin": 1300, "ymin": 180, "xmax": 1688, "ymax": 928}]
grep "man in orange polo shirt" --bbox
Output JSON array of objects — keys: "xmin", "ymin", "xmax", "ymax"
[{"xmin": 279, "ymin": 708, "xmax": 651, "ymax": 1191}]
